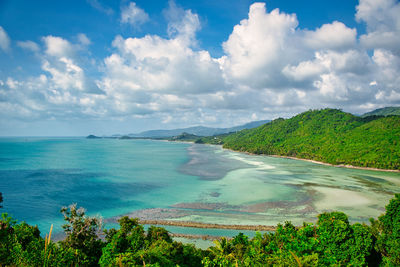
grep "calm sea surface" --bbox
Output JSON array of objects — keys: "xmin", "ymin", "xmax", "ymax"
[{"xmin": 1, "ymin": 137, "xmax": 400, "ymax": 238}]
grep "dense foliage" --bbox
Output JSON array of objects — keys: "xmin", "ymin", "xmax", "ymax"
[
  {"xmin": 1, "ymin": 195, "xmax": 400, "ymax": 266},
  {"xmin": 198, "ymin": 109, "xmax": 400, "ymax": 170}
]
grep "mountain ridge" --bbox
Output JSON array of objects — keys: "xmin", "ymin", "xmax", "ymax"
[
  {"xmin": 361, "ymin": 106, "xmax": 400, "ymax": 117},
  {"xmin": 128, "ymin": 120, "xmax": 270, "ymax": 138}
]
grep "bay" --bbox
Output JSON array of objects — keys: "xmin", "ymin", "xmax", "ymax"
[{"xmin": 1, "ymin": 137, "xmax": 399, "ymax": 237}]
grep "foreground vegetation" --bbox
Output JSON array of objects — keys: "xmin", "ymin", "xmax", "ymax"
[
  {"xmin": 196, "ymin": 109, "xmax": 400, "ymax": 170},
  {"xmin": 1, "ymin": 194, "xmax": 400, "ymax": 266}
]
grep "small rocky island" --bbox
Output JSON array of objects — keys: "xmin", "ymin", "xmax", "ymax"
[{"xmin": 86, "ymin": 134, "xmax": 101, "ymax": 139}]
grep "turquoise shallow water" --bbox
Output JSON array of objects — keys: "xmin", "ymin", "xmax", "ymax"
[{"xmin": 1, "ymin": 137, "xmax": 400, "ymax": 239}]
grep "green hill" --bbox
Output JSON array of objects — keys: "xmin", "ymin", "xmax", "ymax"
[
  {"xmin": 170, "ymin": 132, "xmax": 200, "ymax": 141},
  {"xmin": 362, "ymin": 106, "xmax": 400, "ymax": 117},
  {"xmin": 204, "ymin": 109, "xmax": 399, "ymax": 170}
]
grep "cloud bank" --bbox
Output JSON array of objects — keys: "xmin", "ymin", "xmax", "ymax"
[{"xmin": 1, "ymin": 0, "xmax": 400, "ymax": 132}]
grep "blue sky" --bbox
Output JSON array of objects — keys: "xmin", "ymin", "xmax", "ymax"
[{"xmin": 0, "ymin": 0, "xmax": 399, "ymax": 136}]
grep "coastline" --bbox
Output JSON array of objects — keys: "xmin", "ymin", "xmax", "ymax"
[
  {"xmin": 267, "ymin": 154, "xmax": 400, "ymax": 173},
  {"xmin": 138, "ymin": 219, "xmax": 276, "ymax": 231},
  {"xmin": 211, "ymin": 144, "xmax": 400, "ymax": 173},
  {"xmin": 165, "ymin": 139, "xmax": 399, "ymax": 173}
]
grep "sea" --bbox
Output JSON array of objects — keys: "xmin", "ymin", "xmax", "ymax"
[{"xmin": 1, "ymin": 137, "xmax": 399, "ymax": 245}]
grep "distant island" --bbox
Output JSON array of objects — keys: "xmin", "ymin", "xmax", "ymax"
[{"xmin": 86, "ymin": 134, "xmax": 102, "ymax": 139}]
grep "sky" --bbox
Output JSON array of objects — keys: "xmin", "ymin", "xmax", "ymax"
[{"xmin": 0, "ymin": 0, "xmax": 399, "ymax": 136}]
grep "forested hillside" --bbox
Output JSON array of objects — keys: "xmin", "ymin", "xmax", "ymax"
[{"xmin": 198, "ymin": 109, "xmax": 400, "ymax": 170}]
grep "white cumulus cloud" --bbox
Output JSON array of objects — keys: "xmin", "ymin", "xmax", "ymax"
[
  {"xmin": 43, "ymin": 36, "xmax": 74, "ymax": 57},
  {"xmin": 121, "ymin": 2, "xmax": 149, "ymax": 27},
  {"xmin": 303, "ymin": 21, "xmax": 357, "ymax": 50},
  {"xmin": 164, "ymin": 0, "xmax": 201, "ymax": 45},
  {"xmin": 356, "ymin": 0, "xmax": 400, "ymax": 54},
  {"xmin": 220, "ymin": 3, "xmax": 299, "ymax": 89}
]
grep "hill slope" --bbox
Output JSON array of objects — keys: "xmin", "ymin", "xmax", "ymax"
[
  {"xmin": 362, "ymin": 106, "xmax": 400, "ymax": 117},
  {"xmin": 216, "ymin": 109, "xmax": 400, "ymax": 170}
]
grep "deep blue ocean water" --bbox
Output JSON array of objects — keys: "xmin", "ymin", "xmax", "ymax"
[{"xmin": 0, "ymin": 138, "xmax": 198, "ymax": 231}]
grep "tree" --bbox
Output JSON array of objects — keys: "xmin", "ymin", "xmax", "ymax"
[
  {"xmin": 316, "ymin": 211, "xmax": 374, "ymax": 265},
  {"xmin": 60, "ymin": 204, "xmax": 104, "ymax": 266},
  {"xmin": 0, "ymin": 213, "xmax": 16, "ymax": 265},
  {"xmin": 100, "ymin": 217, "xmax": 203, "ymax": 266},
  {"xmin": 203, "ymin": 237, "xmax": 235, "ymax": 266},
  {"xmin": 146, "ymin": 225, "xmax": 172, "ymax": 244},
  {"xmin": 371, "ymin": 193, "xmax": 400, "ymax": 265},
  {"xmin": 99, "ymin": 216, "xmax": 146, "ymax": 266}
]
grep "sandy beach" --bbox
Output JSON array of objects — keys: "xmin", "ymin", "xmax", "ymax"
[{"xmin": 268, "ymin": 154, "xmax": 400, "ymax": 173}]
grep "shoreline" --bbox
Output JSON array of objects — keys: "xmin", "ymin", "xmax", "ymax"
[
  {"xmin": 267, "ymin": 154, "xmax": 400, "ymax": 173},
  {"xmin": 138, "ymin": 219, "xmax": 276, "ymax": 231},
  {"xmin": 215, "ymin": 144, "xmax": 400, "ymax": 173},
  {"xmin": 164, "ymin": 139, "xmax": 399, "ymax": 173}
]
